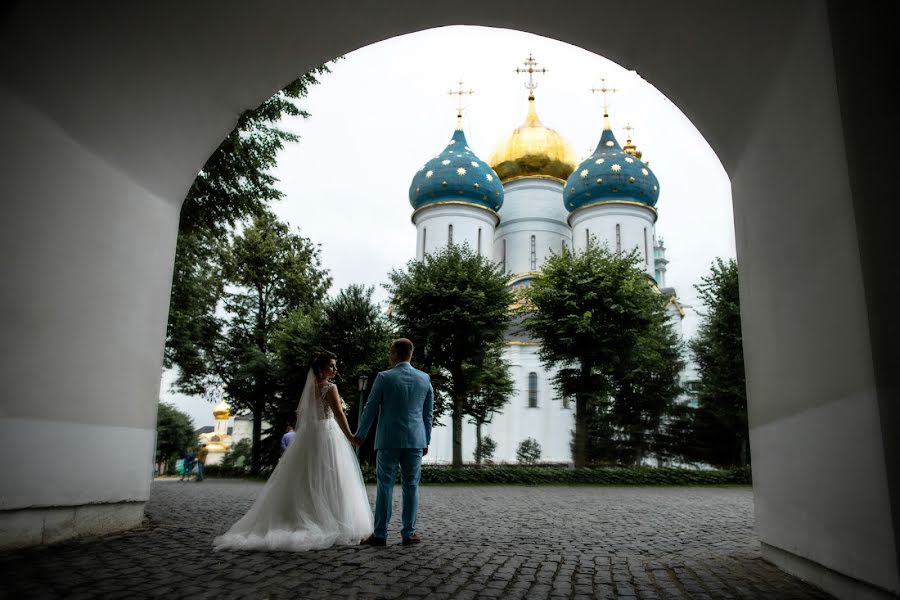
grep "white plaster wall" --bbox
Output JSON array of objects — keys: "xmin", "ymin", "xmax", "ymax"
[
  {"xmin": 0, "ymin": 87, "xmax": 176, "ymax": 510},
  {"xmin": 414, "ymin": 204, "xmax": 497, "ymax": 259},
  {"xmin": 424, "ymin": 343, "xmax": 574, "ymax": 464},
  {"xmin": 732, "ymin": 2, "xmax": 899, "ymax": 593},
  {"xmin": 493, "ymin": 179, "xmax": 572, "ymax": 275},
  {"xmin": 570, "ymin": 203, "xmax": 657, "ymax": 277}
]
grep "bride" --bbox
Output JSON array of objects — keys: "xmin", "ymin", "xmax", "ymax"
[{"xmin": 213, "ymin": 351, "xmax": 374, "ymax": 552}]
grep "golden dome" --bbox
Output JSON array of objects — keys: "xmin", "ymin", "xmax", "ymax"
[
  {"xmin": 212, "ymin": 400, "xmax": 231, "ymax": 420},
  {"xmin": 489, "ymin": 98, "xmax": 578, "ymax": 184}
]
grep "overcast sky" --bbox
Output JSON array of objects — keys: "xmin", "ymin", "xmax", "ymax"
[{"xmin": 163, "ymin": 26, "xmax": 736, "ymax": 428}]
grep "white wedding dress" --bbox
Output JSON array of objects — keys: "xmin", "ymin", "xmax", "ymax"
[{"xmin": 213, "ymin": 370, "xmax": 374, "ymax": 552}]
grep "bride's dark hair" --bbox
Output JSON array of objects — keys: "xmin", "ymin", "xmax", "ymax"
[{"xmin": 311, "ymin": 350, "xmax": 337, "ymax": 377}]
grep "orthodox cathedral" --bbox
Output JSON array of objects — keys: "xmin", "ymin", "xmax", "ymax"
[{"xmin": 409, "ymin": 56, "xmax": 687, "ymax": 464}]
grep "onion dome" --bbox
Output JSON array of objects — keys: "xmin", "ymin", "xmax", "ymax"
[
  {"xmin": 212, "ymin": 400, "xmax": 231, "ymax": 420},
  {"xmin": 488, "ymin": 98, "xmax": 578, "ymax": 184},
  {"xmin": 409, "ymin": 121, "xmax": 504, "ymax": 212},
  {"xmin": 564, "ymin": 119, "xmax": 660, "ymax": 212}
]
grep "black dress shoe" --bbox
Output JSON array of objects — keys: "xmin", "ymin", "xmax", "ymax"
[
  {"xmin": 361, "ymin": 535, "xmax": 386, "ymax": 547},
  {"xmin": 401, "ymin": 534, "xmax": 422, "ymax": 545}
]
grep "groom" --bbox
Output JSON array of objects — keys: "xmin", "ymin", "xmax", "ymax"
[{"xmin": 354, "ymin": 338, "xmax": 434, "ymax": 546}]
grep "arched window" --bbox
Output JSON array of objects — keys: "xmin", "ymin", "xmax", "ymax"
[
  {"xmin": 528, "ymin": 372, "xmax": 538, "ymax": 408},
  {"xmin": 530, "ymin": 235, "xmax": 537, "ymax": 270},
  {"xmin": 616, "ymin": 224, "xmax": 621, "ymax": 252},
  {"xmin": 448, "ymin": 223, "xmax": 453, "ymax": 245},
  {"xmin": 477, "ymin": 228, "xmax": 482, "ymax": 255}
]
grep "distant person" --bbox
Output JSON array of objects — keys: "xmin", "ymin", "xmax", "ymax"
[
  {"xmin": 281, "ymin": 425, "xmax": 296, "ymax": 455},
  {"xmin": 180, "ymin": 448, "xmax": 195, "ymax": 482},
  {"xmin": 196, "ymin": 444, "xmax": 209, "ymax": 481}
]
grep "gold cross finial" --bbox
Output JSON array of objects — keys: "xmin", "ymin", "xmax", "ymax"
[
  {"xmin": 590, "ymin": 77, "xmax": 618, "ymax": 117},
  {"xmin": 448, "ymin": 80, "xmax": 475, "ymax": 118},
  {"xmin": 624, "ymin": 123, "xmax": 634, "ymax": 140},
  {"xmin": 516, "ymin": 53, "xmax": 547, "ymax": 100}
]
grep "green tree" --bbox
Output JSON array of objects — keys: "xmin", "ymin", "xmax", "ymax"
[
  {"xmin": 516, "ymin": 437, "xmax": 542, "ymax": 464},
  {"xmin": 523, "ymin": 244, "xmax": 677, "ymax": 467},
  {"xmin": 221, "ymin": 438, "xmax": 252, "ymax": 472},
  {"xmin": 173, "ymin": 212, "xmax": 331, "ymax": 474},
  {"xmin": 688, "ymin": 258, "xmax": 749, "ymax": 467},
  {"xmin": 315, "ymin": 285, "xmax": 393, "ymax": 430},
  {"xmin": 465, "ymin": 343, "xmax": 514, "ymax": 466},
  {"xmin": 474, "ymin": 435, "xmax": 497, "ymax": 465},
  {"xmin": 155, "ymin": 403, "xmax": 196, "ymax": 474},
  {"xmin": 608, "ymin": 312, "xmax": 684, "ymax": 465},
  {"xmin": 387, "ymin": 244, "xmax": 514, "ymax": 467},
  {"xmin": 165, "ymin": 65, "xmax": 332, "ymax": 386}
]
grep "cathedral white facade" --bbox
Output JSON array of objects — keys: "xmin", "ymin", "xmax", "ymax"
[{"xmin": 409, "ymin": 73, "xmax": 686, "ymax": 464}]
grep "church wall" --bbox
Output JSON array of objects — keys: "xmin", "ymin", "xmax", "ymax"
[
  {"xmin": 569, "ymin": 203, "xmax": 656, "ymax": 277},
  {"xmin": 413, "ymin": 203, "xmax": 497, "ymax": 259}
]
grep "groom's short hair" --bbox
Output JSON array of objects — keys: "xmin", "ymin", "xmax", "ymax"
[{"xmin": 391, "ymin": 338, "xmax": 414, "ymax": 361}]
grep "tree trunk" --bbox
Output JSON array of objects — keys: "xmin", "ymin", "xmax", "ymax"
[
  {"xmin": 452, "ymin": 394, "xmax": 464, "ymax": 468},
  {"xmin": 574, "ymin": 393, "xmax": 588, "ymax": 467},
  {"xmin": 251, "ymin": 408, "xmax": 262, "ymax": 475},
  {"xmin": 475, "ymin": 421, "xmax": 483, "ymax": 466},
  {"xmin": 573, "ymin": 361, "xmax": 592, "ymax": 467}
]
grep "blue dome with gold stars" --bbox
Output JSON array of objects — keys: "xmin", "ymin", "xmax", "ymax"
[
  {"xmin": 563, "ymin": 125, "xmax": 659, "ymax": 212},
  {"xmin": 409, "ymin": 127, "xmax": 504, "ymax": 212}
]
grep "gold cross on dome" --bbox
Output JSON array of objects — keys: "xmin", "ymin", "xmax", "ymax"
[
  {"xmin": 448, "ymin": 80, "xmax": 475, "ymax": 118},
  {"xmin": 516, "ymin": 54, "xmax": 547, "ymax": 99},
  {"xmin": 590, "ymin": 77, "xmax": 618, "ymax": 116}
]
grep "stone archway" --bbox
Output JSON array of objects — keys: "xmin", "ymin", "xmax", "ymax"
[{"xmin": 0, "ymin": 2, "xmax": 896, "ymax": 597}]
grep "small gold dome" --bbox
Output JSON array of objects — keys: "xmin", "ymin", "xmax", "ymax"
[
  {"xmin": 489, "ymin": 98, "xmax": 578, "ymax": 184},
  {"xmin": 212, "ymin": 400, "xmax": 231, "ymax": 420}
]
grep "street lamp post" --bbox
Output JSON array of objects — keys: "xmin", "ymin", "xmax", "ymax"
[{"xmin": 356, "ymin": 375, "xmax": 369, "ymax": 458}]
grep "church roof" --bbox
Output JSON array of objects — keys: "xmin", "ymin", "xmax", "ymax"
[
  {"xmin": 409, "ymin": 126, "xmax": 504, "ymax": 212},
  {"xmin": 564, "ymin": 122, "xmax": 660, "ymax": 212}
]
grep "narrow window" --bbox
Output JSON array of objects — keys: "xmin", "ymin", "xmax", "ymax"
[
  {"xmin": 528, "ymin": 372, "xmax": 538, "ymax": 408},
  {"xmin": 448, "ymin": 224, "xmax": 453, "ymax": 245},
  {"xmin": 644, "ymin": 228, "xmax": 649, "ymax": 264},
  {"xmin": 477, "ymin": 228, "xmax": 482, "ymax": 255},
  {"xmin": 562, "ymin": 396, "xmax": 570, "ymax": 410},
  {"xmin": 585, "ymin": 229, "xmax": 590, "ymax": 248},
  {"xmin": 530, "ymin": 235, "xmax": 537, "ymax": 270},
  {"xmin": 561, "ymin": 240, "xmax": 566, "ymax": 254},
  {"xmin": 615, "ymin": 224, "xmax": 621, "ymax": 252},
  {"xmin": 501, "ymin": 239, "xmax": 507, "ymax": 272}
]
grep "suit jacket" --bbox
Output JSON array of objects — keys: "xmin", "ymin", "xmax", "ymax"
[{"xmin": 357, "ymin": 362, "xmax": 434, "ymax": 450}]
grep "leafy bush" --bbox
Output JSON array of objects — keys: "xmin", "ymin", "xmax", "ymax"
[{"xmin": 516, "ymin": 438, "xmax": 542, "ymax": 465}]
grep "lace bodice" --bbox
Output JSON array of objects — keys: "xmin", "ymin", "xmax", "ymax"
[{"xmin": 317, "ymin": 382, "xmax": 335, "ymax": 419}]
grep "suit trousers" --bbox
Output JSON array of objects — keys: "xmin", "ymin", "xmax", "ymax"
[{"xmin": 373, "ymin": 448, "xmax": 423, "ymax": 539}]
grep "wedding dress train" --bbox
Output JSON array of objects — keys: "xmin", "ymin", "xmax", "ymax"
[{"xmin": 213, "ymin": 371, "xmax": 373, "ymax": 552}]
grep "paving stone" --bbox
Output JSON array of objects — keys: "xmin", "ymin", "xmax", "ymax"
[{"xmin": 0, "ymin": 481, "xmax": 837, "ymax": 599}]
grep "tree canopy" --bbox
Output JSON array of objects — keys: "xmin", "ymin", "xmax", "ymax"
[
  {"xmin": 523, "ymin": 244, "xmax": 682, "ymax": 466},
  {"xmin": 688, "ymin": 258, "xmax": 749, "ymax": 467},
  {"xmin": 387, "ymin": 244, "xmax": 514, "ymax": 467},
  {"xmin": 155, "ymin": 402, "xmax": 196, "ymax": 473}
]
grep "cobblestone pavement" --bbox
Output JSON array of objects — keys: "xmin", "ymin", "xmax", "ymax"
[{"xmin": 1, "ymin": 480, "xmax": 833, "ymax": 600}]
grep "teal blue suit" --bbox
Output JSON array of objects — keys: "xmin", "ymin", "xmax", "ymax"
[{"xmin": 356, "ymin": 362, "xmax": 434, "ymax": 540}]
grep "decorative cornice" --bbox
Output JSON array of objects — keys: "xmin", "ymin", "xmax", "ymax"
[
  {"xmin": 502, "ymin": 174, "xmax": 568, "ymax": 186},
  {"xmin": 567, "ymin": 199, "xmax": 658, "ymax": 225},
  {"xmin": 411, "ymin": 201, "xmax": 500, "ymax": 225}
]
